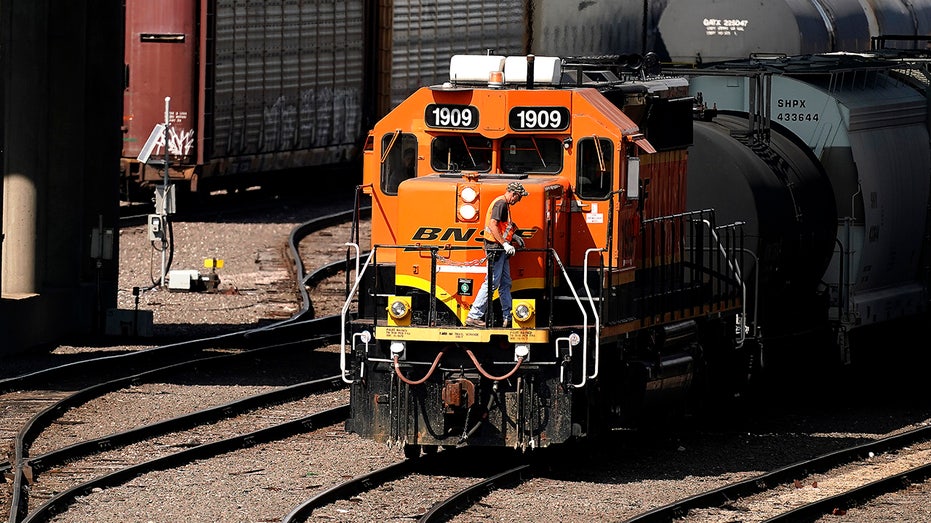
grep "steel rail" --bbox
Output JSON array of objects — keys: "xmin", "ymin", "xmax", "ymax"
[
  {"xmin": 280, "ymin": 456, "xmax": 429, "ymax": 523},
  {"xmin": 20, "ymin": 405, "xmax": 350, "ymax": 523},
  {"xmin": 420, "ymin": 463, "xmax": 533, "ymax": 522},
  {"xmin": 764, "ymin": 461, "xmax": 931, "ymax": 522},
  {"xmin": 6, "ymin": 338, "xmax": 336, "ymax": 522},
  {"xmin": 623, "ymin": 424, "xmax": 931, "ymax": 523},
  {"xmin": 25, "ymin": 374, "xmax": 345, "ymax": 477}
]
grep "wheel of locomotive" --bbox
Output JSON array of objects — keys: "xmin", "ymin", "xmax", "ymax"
[{"xmin": 403, "ymin": 444, "xmax": 421, "ymax": 459}]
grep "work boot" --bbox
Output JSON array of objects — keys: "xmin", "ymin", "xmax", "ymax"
[{"xmin": 465, "ymin": 317, "xmax": 485, "ymax": 327}]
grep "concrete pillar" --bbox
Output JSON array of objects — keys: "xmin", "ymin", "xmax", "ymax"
[
  {"xmin": 0, "ymin": 0, "xmax": 122, "ymax": 353},
  {"xmin": 1, "ymin": 174, "xmax": 37, "ymax": 295},
  {"xmin": 1, "ymin": 1, "xmax": 46, "ymax": 297}
]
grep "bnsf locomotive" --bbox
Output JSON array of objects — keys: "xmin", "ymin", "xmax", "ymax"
[
  {"xmin": 340, "ymin": 54, "xmax": 752, "ymax": 455},
  {"xmin": 340, "ymin": 50, "xmax": 931, "ymax": 455}
]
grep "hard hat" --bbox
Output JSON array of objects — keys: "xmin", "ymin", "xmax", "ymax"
[{"xmin": 507, "ymin": 181, "xmax": 529, "ymax": 197}]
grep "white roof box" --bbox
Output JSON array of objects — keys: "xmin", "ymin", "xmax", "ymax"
[
  {"xmin": 449, "ymin": 55, "xmax": 505, "ymax": 83},
  {"xmin": 504, "ymin": 55, "xmax": 561, "ymax": 85}
]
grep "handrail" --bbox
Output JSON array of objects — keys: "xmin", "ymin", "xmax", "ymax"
[
  {"xmin": 735, "ymin": 247, "xmax": 760, "ymax": 339},
  {"xmin": 699, "ymin": 218, "xmax": 747, "ymax": 348},
  {"xmin": 340, "ymin": 245, "xmax": 375, "ymax": 384},
  {"xmin": 337, "ymin": 243, "xmax": 594, "ymax": 389},
  {"xmin": 549, "ymin": 248, "xmax": 591, "ymax": 388},
  {"xmin": 583, "ymin": 248, "xmax": 604, "ymax": 379}
]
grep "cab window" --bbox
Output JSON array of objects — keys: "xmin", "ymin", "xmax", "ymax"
[
  {"xmin": 431, "ymin": 136, "xmax": 492, "ymax": 172},
  {"xmin": 577, "ymin": 138, "xmax": 613, "ymax": 199},
  {"xmin": 500, "ymin": 137, "xmax": 562, "ymax": 174},
  {"xmin": 381, "ymin": 133, "xmax": 418, "ymax": 195}
]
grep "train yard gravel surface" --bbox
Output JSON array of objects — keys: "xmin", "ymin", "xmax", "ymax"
[{"xmin": 3, "ymin": 188, "xmax": 931, "ymax": 522}]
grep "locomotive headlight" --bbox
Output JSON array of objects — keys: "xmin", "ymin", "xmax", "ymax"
[
  {"xmin": 389, "ymin": 301, "xmax": 407, "ymax": 317},
  {"xmin": 459, "ymin": 203, "xmax": 478, "ymax": 221},
  {"xmin": 458, "ymin": 186, "xmax": 479, "ymax": 222},
  {"xmin": 511, "ymin": 299, "xmax": 535, "ymax": 329},
  {"xmin": 387, "ymin": 296, "xmax": 412, "ymax": 326},
  {"xmin": 460, "ymin": 186, "xmax": 477, "ymax": 203},
  {"xmin": 514, "ymin": 303, "xmax": 533, "ymax": 321}
]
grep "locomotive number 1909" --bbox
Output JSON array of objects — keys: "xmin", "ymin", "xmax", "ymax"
[
  {"xmin": 425, "ymin": 104, "xmax": 479, "ymax": 129},
  {"xmin": 509, "ymin": 106, "xmax": 570, "ymax": 131}
]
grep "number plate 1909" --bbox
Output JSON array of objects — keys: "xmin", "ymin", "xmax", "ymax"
[
  {"xmin": 509, "ymin": 106, "xmax": 570, "ymax": 131},
  {"xmin": 425, "ymin": 104, "xmax": 479, "ymax": 129}
]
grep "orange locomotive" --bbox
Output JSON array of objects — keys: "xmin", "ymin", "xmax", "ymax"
[{"xmin": 342, "ymin": 54, "xmax": 747, "ymax": 455}]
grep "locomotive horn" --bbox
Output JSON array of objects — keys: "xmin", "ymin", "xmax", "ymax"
[{"xmin": 526, "ymin": 54, "xmax": 535, "ymax": 89}]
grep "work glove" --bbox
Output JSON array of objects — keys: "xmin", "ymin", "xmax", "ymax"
[
  {"xmin": 513, "ymin": 236, "xmax": 525, "ymax": 249},
  {"xmin": 502, "ymin": 242, "xmax": 516, "ymax": 256}
]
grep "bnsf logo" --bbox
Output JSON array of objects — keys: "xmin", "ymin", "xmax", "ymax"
[
  {"xmin": 411, "ymin": 227, "xmax": 536, "ymax": 242},
  {"xmin": 412, "ymin": 227, "xmax": 481, "ymax": 242}
]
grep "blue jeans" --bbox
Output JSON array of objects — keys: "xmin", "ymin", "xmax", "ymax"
[{"xmin": 467, "ymin": 248, "xmax": 512, "ymax": 324}]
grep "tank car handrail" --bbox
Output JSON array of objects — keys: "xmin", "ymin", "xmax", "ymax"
[
  {"xmin": 731, "ymin": 247, "xmax": 760, "ymax": 340},
  {"xmin": 548, "ymin": 248, "xmax": 591, "ymax": 388},
  {"xmin": 699, "ymin": 219, "xmax": 747, "ymax": 348},
  {"xmin": 583, "ymin": 247, "xmax": 604, "ymax": 380},
  {"xmin": 340, "ymin": 244, "xmax": 376, "ymax": 384}
]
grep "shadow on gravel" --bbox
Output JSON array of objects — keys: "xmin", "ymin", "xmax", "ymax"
[{"xmin": 528, "ymin": 313, "xmax": 931, "ymax": 487}]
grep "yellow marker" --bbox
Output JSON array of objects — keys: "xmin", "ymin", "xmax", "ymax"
[{"xmin": 204, "ymin": 258, "xmax": 224, "ymax": 269}]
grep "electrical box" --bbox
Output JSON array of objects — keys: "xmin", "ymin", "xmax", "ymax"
[
  {"xmin": 148, "ymin": 215, "xmax": 163, "ymax": 241},
  {"xmin": 155, "ymin": 184, "xmax": 176, "ymax": 215},
  {"xmin": 168, "ymin": 269, "xmax": 202, "ymax": 291},
  {"xmin": 105, "ymin": 308, "xmax": 153, "ymax": 337},
  {"xmin": 90, "ymin": 227, "xmax": 115, "ymax": 260}
]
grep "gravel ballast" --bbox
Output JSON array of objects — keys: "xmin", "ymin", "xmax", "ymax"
[{"xmin": 3, "ymin": 190, "xmax": 930, "ymax": 522}]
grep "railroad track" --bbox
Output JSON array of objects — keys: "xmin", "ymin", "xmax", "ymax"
[
  {"xmin": 1, "ymin": 331, "xmax": 347, "ymax": 521},
  {"xmin": 20, "ymin": 391, "xmax": 350, "ymax": 523},
  {"xmin": 278, "ymin": 421, "xmax": 931, "ymax": 523},
  {"xmin": 283, "ymin": 447, "xmax": 535, "ymax": 522},
  {"xmin": 2, "ymin": 199, "xmax": 369, "ymax": 523},
  {"xmin": 623, "ymin": 425, "xmax": 931, "ymax": 522},
  {"xmin": 6, "ymin": 189, "xmax": 930, "ymax": 521}
]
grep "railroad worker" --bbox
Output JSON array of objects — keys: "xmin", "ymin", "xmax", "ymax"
[
  {"xmin": 403, "ymin": 147, "xmax": 416, "ymax": 177},
  {"xmin": 466, "ymin": 181, "xmax": 529, "ymax": 327},
  {"xmin": 384, "ymin": 147, "xmax": 416, "ymax": 194}
]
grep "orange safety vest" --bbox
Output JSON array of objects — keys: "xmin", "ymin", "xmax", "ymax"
[{"xmin": 483, "ymin": 195, "xmax": 514, "ymax": 244}]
